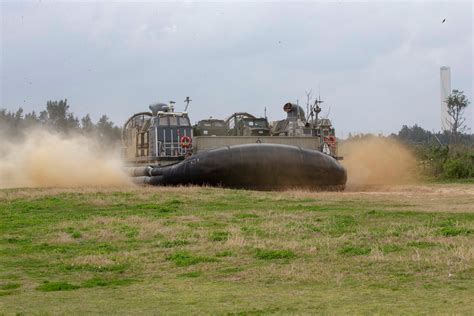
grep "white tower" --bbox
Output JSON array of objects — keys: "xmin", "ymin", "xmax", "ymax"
[{"xmin": 440, "ymin": 66, "xmax": 451, "ymax": 131}]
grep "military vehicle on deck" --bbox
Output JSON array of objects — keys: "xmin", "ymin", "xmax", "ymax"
[
  {"xmin": 225, "ymin": 113, "xmax": 270, "ymax": 136},
  {"xmin": 193, "ymin": 113, "xmax": 270, "ymax": 137},
  {"xmin": 193, "ymin": 118, "xmax": 227, "ymax": 136}
]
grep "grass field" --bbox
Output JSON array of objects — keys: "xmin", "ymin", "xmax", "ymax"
[{"xmin": 1, "ymin": 184, "xmax": 473, "ymax": 315}]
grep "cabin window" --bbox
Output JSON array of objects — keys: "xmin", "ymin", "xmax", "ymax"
[
  {"xmin": 159, "ymin": 117, "xmax": 168, "ymax": 126},
  {"xmin": 254, "ymin": 120, "xmax": 267, "ymax": 127},
  {"xmin": 323, "ymin": 129, "xmax": 329, "ymax": 136},
  {"xmin": 169, "ymin": 116, "xmax": 178, "ymax": 126},
  {"xmin": 178, "ymin": 117, "xmax": 190, "ymax": 126}
]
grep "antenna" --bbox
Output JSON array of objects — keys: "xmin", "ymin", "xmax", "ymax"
[
  {"xmin": 264, "ymin": 107, "xmax": 267, "ymax": 119},
  {"xmin": 313, "ymin": 96, "xmax": 323, "ymax": 126},
  {"xmin": 184, "ymin": 96, "xmax": 192, "ymax": 112},
  {"xmin": 305, "ymin": 89, "xmax": 312, "ymax": 122}
]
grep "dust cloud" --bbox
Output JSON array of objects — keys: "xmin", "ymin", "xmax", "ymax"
[
  {"xmin": 339, "ymin": 136, "xmax": 419, "ymax": 186},
  {"xmin": 0, "ymin": 129, "xmax": 130, "ymax": 188}
]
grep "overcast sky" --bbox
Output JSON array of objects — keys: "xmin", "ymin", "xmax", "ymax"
[{"xmin": 1, "ymin": 1, "xmax": 472, "ymax": 136}]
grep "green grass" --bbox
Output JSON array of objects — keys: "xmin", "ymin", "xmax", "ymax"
[
  {"xmin": 380, "ymin": 243, "xmax": 403, "ymax": 254},
  {"xmin": 37, "ymin": 281, "xmax": 80, "ymax": 292},
  {"xmin": 0, "ymin": 185, "xmax": 473, "ymax": 314},
  {"xmin": 0, "ymin": 283, "xmax": 21, "ymax": 290},
  {"xmin": 59, "ymin": 263, "xmax": 129, "ymax": 273},
  {"xmin": 438, "ymin": 220, "xmax": 472, "ymax": 237},
  {"xmin": 215, "ymin": 250, "xmax": 233, "ymax": 257},
  {"xmin": 159, "ymin": 239, "xmax": 189, "ymax": 248},
  {"xmin": 339, "ymin": 245, "xmax": 371, "ymax": 256},
  {"xmin": 166, "ymin": 250, "xmax": 218, "ymax": 267},
  {"xmin": 426, "ymin": 177, "xmax": 474, "ymax": 184},
  {"xmin": 35, "ymin": 278, "xmax": 134, "ymax": 292},
  {"xmin": 209, "ymin": 231, "xmax": 231, "ymax": 241},
  {"xmin": 81, "ymin": 277, "xmax": 135, "ymax": 288},
  {"xmin": 177, "ymin": 271, "xmax": 202, "ymax": 278},
  {"xmin": 254, "ymin": 248, "xmax": 296, "ymax": 260}
]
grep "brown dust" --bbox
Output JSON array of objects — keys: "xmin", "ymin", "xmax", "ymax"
[
  {"xmin": 339, "ymin": 136, "xmax": 419, "ymax": 187},
  {"xmin": 0, "ymin": 129, "xmax": 130, "ymax": 188}
]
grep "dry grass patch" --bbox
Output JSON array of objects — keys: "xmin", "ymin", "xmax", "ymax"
[{"xmin": 51, "ymin": 232, "xmax": 77, "ymax": 244}]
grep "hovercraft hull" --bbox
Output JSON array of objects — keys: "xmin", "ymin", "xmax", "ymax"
[{"xmin": 130, "ymin": 143, "xmax": 347, "ymax": 191}]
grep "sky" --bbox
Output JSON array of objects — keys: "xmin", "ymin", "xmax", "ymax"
[{"xmin": 1, "ymin": 0, "xmax": 472, "ymax": 137}]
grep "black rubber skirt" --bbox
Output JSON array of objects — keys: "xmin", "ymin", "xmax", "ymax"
[{"xmin": 133, "ymin": 143, "xmax": 347, "ymax": 191}]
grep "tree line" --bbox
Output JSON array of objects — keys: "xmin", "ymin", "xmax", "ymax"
[
  {"xmin": 2, "ymin": 94, "xmax": 472, "ymax": 179},
  {"xmin": 394, "ymin": 126, "xmax": 473, "ymax": 180},
  {"xmin": 0, "ymin": 99, "xmax": 121, "ymax": 146}
]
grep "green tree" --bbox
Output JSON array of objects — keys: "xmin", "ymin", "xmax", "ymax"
[
  {"xmin": 396, "ymin": 124, "xmax": 432, "ymax": 144},
  {"xmin": 81, "ymin": 114, "xmax": 95, "ymax": 134},
  {"xmin": 96, "ymin": 115, "xmax": 121, "ymax": 144},
  {"xmin": 23, "ymin": 110, "xmax": 40, "ymax": 130},
  {"xmin": 1, "ymin": 102, "xmax": 122, "ymax": 146},
  {"xmin": 445, "ymin": 90, "xmax": 470, "ymax": 144},
  {"xmin": 39, "ymin": 110, "xmax": 49, "ymax": 124},
  {"xmin": 41, "ymin": 99, "xmax": 81, "ymax": 133},
  {"xmin": 66, "ymin": 112, "xmax": 79, "ymax": 131},
  {"xmin": 45, "ymin": 99, "xmax": 68, "ymax": 131},
  {"xmin": 0, "ymin": 108, "xmax": 16, "ymax": 138}
]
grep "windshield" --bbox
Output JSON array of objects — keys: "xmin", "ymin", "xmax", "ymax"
[
  {"xmin": 201, "ymin": 121, "xmax": 224, "ymax": 127},
  {"xmin": 244, "ymin": 119, "xmax": 267, "ymax": 128}
]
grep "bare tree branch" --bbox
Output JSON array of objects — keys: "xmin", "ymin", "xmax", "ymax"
[{"xmin": 445, "ymin": 90, "xmax": 470, "ymax": 144}]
